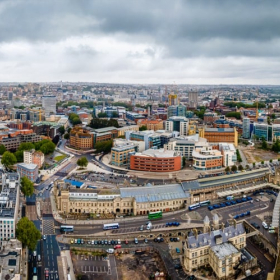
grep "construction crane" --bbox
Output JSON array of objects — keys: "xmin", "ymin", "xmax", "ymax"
[{"xmin": 30, "ymin": 108, "xmax": 42, "ymax": 121}]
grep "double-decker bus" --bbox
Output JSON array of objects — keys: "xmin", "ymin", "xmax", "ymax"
[
  {"xmin": 148, "ymin": 211, "xmax": 162, "ymax": 220},
  {"xmin": 200, "ymin": 200, "xmax": 211, "ymax": 206},
  {"xmin": 103, "ymin": 223, "xmax": 119, "ymax": 230},
  {"xmin": 60, "ymin": 225, "xmax": 74, "ymax": 233}
]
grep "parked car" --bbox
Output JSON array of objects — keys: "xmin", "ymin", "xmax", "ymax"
[
  {"xmin": 251, "ymin": 222, "xmax": 260, "ymax": 229},
  {"xmin": 174, "ymin": 264, "xmax": 182, "ymax": 269},
  {"xmin": 176, "ymin": 248, "xmax": 180, "ymax": 253},
  {"xmin": 144, "ymin": 238, "xmax": 148, "ymax": 243},
  {"xmin": 134, "ymin": 238, "xmax": 138, "ymax": 244}
]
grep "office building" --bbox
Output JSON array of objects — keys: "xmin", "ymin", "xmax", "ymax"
[
  {"xmin": 192, "ymin": 147, "xmax": 223, "ymax": 170},
  {"xmin": 242, "ymin": 117, "xmax": 251, "ymax": 139},
  {"xmin": 70, "ymin": 127, "xmax": 93, "ymax": 150},
  {"xmin": 204, "ymin": 112, "xmax": 219, "ymax": 124},
  {"xmin": 166, "ymin": 116, "xmax": 189, "ymax": 136},
  {"xmin": 165, "ymin": 135, "xmax": 208, "ymax": 160},
  {"xmin": 0, "ymin": 173, "xmax": 20, "ymax": 241},
  {"xmin": 188, "ymin": 91, "xmax": 198, "ymax": 108},
  {"xmin": 17, "ymin": 163, "xmax": 39, "ymax": 182},
  {"xmin": 111, "ymin": 142, "xmax": 138, "ymax": 167},
  {"xmin": 126, "ymin": 130, "xmax": 161, "ymax": 149},
  {"xmin": 218, "ymin": 143, "xmax": 237, "ymax": 167},
  {"xmin": 129, "ymin": 148, "xmax": 182, "ymax": 172},
  {"xmin": 117, "ymin": 125, "xmax": 139, "ymax": 137},
  {"xmin": 42, "ymin": 95, "xmax": 56, "ymax": 117},
  {"xmin": 167, "ymin": 104, "xmax": 186, "ymax": 118}
]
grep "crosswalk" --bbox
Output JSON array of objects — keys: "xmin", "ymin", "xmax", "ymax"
[{"xmin": 43, "ymin": 218, "xmax": 54, "ymax": 234}]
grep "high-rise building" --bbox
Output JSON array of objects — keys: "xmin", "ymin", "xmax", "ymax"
[
  {"xmin": 242, "ymin": 117, "xmax": 251, "ymax": 139},
  {"xmin": 42, "ymin": 95, "xmax": 56, "ymax": 117},
  {"xmin": 8, "ymin": 92, "xmax": 13, "ymax": 100},
  {"xmin": 188, "ymin": 91, "xmax": 198, "ymax": 108},
  {"xmin": 168, "ymin": 92, "xmax": 178, "ymax": 105}
]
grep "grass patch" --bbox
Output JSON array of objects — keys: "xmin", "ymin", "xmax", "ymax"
[{"xmin": 54, "ymin": 155, "xmax": 67, "ymax": 162}]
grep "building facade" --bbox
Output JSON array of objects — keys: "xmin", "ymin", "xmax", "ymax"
[
  {"xmin": 199, "ymin": 127, "xmax": 238, "ymax": 147},
  {"xmin": 165, "ymin": 116, "xmax": 189, "ymax": 136},
  {"xmin": 129, "ymin": 149, "xmax": 182, "ymax": 172},
  {"xmin": 54, "ymin": 181, "xmax": 189, "ymax": 216},
  {"xmin": 167, "ymin": 105, "xmax": 186, "ymax": 119},
  {"xmin": 17, "ymin": 163, "xmax": 38, "ymax": 182},
  {"xmin": 24, "ymin": 149, "xmax": 45, "ymax": 168},
  {"xmin": 42, "ymin": 95, "xmax": 56, "ymax": 117},
  {"xmin": 69, "ymin": 127, "xmax": 93, "ymax": 150},
  {"xmin": 111, "ymin": 143, "xmax": 138, "ymax": 167},
  {"xmin": 192, "ymin": 147, "xmax": 223, "ymax": 170},
  {"xmin": 137, "ymin": 119, "xmax": 164, "ymax": 131}
]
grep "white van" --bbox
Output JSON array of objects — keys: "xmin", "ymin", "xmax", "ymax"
[
  {"xmin": 146, "ymin": 223, "xmax": 152, "ymax": 230},
  {"xmin": 262, "ymin": 221, "xmax": 268, "ymax": 229},
  {"xmin": 106, "ymin": 248, "xmax": 114, "ymax": 254}
]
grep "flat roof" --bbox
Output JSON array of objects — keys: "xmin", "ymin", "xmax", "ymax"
[{"xmin": 120, "ymin": 184, "xmax": 188, "ymax": 203}]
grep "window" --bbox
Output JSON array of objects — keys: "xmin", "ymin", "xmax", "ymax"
[{"xmin": 222, "ymin": 267, "xmax": 226, "ymax": 273}]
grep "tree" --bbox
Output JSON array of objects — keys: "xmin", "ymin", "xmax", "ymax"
[
  {"xmin": 245, "ymin": 164, "xmax": 249, "ymax": 170},
  {"xmin": 18, "ymin": 142, "xmax": 35, "ymax": 151},
  {"xmin": 94, "ymin": 140, "xmax": 113, "ymax": 153},
  {"xmin": 1, "ymin": 151, "xmax": 17, "ymax": 167},
  {"xmin": 231, "ymin": 165, "xmax": 237, "ymax": 172},
  {"xmin": 225, "ymin": 166, "xmax": 230, "ymax": 172},
  {"xmin": 14, "ymin": 150, "xmax": 24, "ymax": 162},
  {"xmin": 0, "ymin": 144, "xmax": 6, "ymax": 155},
  {"xmin": 261, "ymin": 139, "xmax": 268, "ymax": 150},
  {"xmin": 253, "ymin": 162, "xmax": 256, "ymax": 166},
  {"xmin": 272, "ymin": 113, "xmax": 276, "ymax": 120},
  {"xmin": 270, "ymin": 159, "xmax": 273, "ymax": 163},
  {"xmin": 267, "ymin": 116, "xmax": 271, "ymax": 125},
  {"xmin": 64, "ymin": 133, "xmax": 70, "ymax": 140},
  {"xmin": 261, "ymin": 160, "xmax": 264, "ymax": 164},
  {"xmin": 40, "ymin": 141, "xmax": 55, "ymax": 154},
  {"xmin": 58, "ymin": 126, "xmax": 65, "ymax": 134},
  {"xmin": 21, "ymin": 176, "xmax": 34, "ymax": 197},
  {"xmin": 16, "ymin": 217, "xmax": 41, "ymax": 251},
  {"xmin": 67, "ymin": 128, "xmax": 72, "ymax": 133},
  {"xmin": 72, "ymin": 117, "xmax": 82, "ymax": 125},
  {"xmin": 139, "ymin": 125, "xmax": 147, "ymax": 131},
  {"xmin": 225, "ymin": 112, "xmax": 241, "ymax": 119},
  {"xmin": 97, "ymin": 112, "xmax": 108, "ymax": 118},
  {"xmin": 272, "ymin": 139, "xmax": 280, "ymax": 153},
  {"xmin": 77, "ymin": 157, "xmax": 88, "ymax": 167},
  {"xmin": 112, "ymin": 112, "xmax": 119, "ymax": 118},
  {"xmin": 89, "ymin": 118, "xmax": 119, "ymax": 129},
  {"xmin": 238, "ymin": 165, "xmax": 243, "ymax": 171}
]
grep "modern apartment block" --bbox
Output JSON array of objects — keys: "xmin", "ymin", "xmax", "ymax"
[
  {"xmin": 17, "ymin": 163, "xmax": 38, "ymax": 182},
  {"xmin": 165, "ymin": 116, "xmax": 189, "ymax": 136},
  {"xmin": 188, "ymin": 91, "xmax": 198, "ymax": 108},
  {"xmin": 23, "ymin": 149, "xmax": 45, "ymax": 168},
  {"xmin": 253, "ymin": 123, "xmax": 280, "ymax": 142},
  {"xmin": 126, "ymin": 130, "xmax": 161, "ymax": 149},
  {"xmin": 0, "ymin": 172, "xmax": 20, "ymax": 242},
  {"xmin": 42, "ymin": 95, "xmax": 56, "ymax": 117}
]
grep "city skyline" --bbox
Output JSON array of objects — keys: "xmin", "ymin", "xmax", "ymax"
[{"xmin": 0, "ymin": 1, "xmax": 280, "ymax": 84}]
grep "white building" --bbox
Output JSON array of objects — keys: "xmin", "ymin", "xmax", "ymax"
[
  {"xmin": 0, "ymin": 173, "xmax": 20, "ymax": 242},
  {"xmin": 218, "ymin": 143, "xmax": 237, "ymax": 167},
  {"xmin": 42, "ymin": 95, "xmax": 56, "ymax": 117},
  {"xmin": 165, "ymin": 116, "xmax": 189, "ymax": 136}
]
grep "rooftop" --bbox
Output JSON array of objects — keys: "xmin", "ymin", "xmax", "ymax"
[
  {"xmin": 211, "ymin": 242, "xmax": 239, "ymax": 259},
  {"xmin": 120, "ymin": 184, "xmax": 188, "ymax": 203},
  {"xmin": 17, "ymin": 163, "xmax": 38, "ymax": 170},
  {"xmin": 134, "ymin": 148, "xmax": 181, "ymax": 158}
]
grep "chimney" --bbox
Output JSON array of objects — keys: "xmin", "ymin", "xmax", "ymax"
[
  {"xmin": 221, "ymin": 222, "xmax": 225, "ymax": 232},
  {"xmin": 233, "ymin": 219, "xmax": 237, "ymax": 229},
  {"xmin": 193, "ymin": 228, "xmax": 198, "ymax": 240}
]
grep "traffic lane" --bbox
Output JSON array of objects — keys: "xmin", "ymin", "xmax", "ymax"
[
  {"xmin": 246, "ymin": 238, "xmax": 275, "ymax": 278},
  {"xmin": 246, "ymin": 216, "xmax": 277, "ymax": 247},
  {"xmin": 215, "ymin": 202, "xmax": 266, "ymax": 218}
]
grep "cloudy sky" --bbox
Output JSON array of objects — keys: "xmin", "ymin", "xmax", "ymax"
[{"xmin": 0, "ymin": 0, "xmax": 279, "ymax": 84}]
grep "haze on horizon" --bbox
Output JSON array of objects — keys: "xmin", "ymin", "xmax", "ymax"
[{"xmin": 0, "ymin": 0, "xmax": 280, "ymax": 85}]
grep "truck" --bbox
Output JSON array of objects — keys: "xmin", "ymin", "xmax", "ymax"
[{"xmin": 226, "ymin": 195, "xmax": 234, "ymax": 200}]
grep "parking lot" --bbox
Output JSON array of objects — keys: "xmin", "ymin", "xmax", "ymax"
[{"xmin": 72, "ymin": 253, "xmax": 118, "ymax": 280}]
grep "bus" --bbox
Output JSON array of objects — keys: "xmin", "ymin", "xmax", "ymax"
[
  {"xmin": 148, "ymin": 211, "xmax": 162, "ymax": 220},
  {"xmin": 188, "ymin": 203, "xmax": 200, "ymax": 211},
  {"xmin": 60, "ymin": 225, "xmax": 74, "ymax": 233},
  {"xmin": 103, "ymin": 223, "xmax": 119, "ymax": 230},
  {"xmin": 200, "ymin": 200, "xmax": 211, "ymax": 206}
]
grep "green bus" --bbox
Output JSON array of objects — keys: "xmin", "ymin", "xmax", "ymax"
[{"xmin": 148, "ymin": 211, "xmax": 162, "ymax": 220}]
